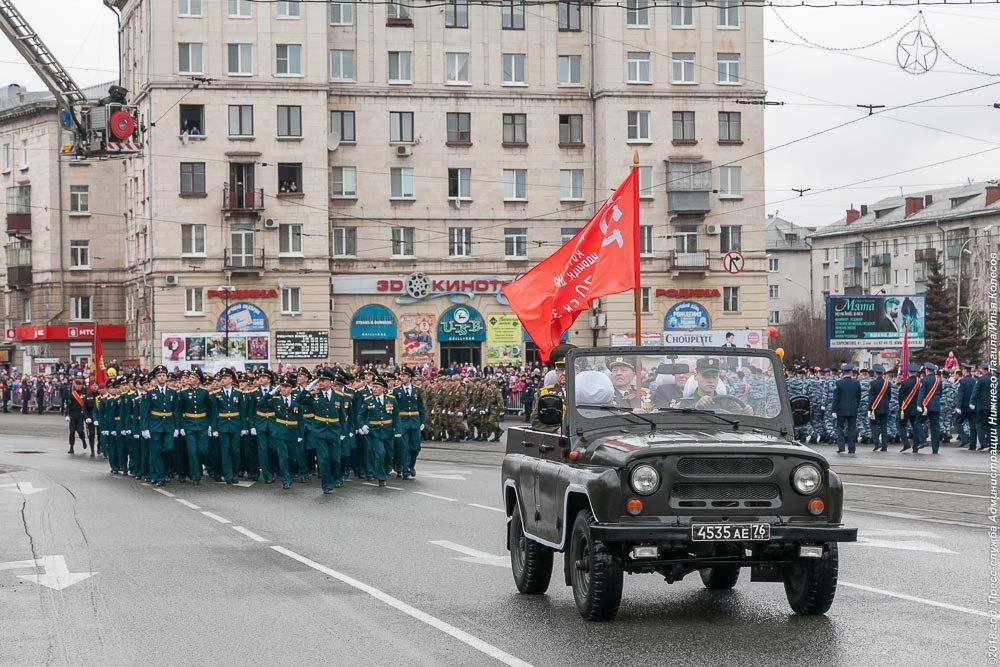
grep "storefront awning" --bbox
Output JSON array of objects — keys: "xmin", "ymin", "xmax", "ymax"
[{"xmin": 351, "ymin": 305, "xmax": 397, "ymax": 340}]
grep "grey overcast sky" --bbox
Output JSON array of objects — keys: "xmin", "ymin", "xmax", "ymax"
[{"xmin": 0, "ymin": 1, "xmax": 997, "ymax": 229}]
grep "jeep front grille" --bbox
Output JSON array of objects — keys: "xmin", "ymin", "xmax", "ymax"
[
  {"xmin": 676, "ymin": 457, "xmax": 774, "ymax": 477},
  {"xmin": 669, "ymin": 482, "xmax": 781, "ymax": 510}
]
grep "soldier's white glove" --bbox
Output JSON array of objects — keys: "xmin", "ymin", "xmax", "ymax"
[
  {"xmin": 297, "ymin": 438, "xmax": 303, "ymax": 442},
  {"xmin": 395, "ymin": 434, "xmax": 402, "ymax": 438},
  {"xmin": 359, "ymin": 425, "xmax": 370, "ymax": 435},
  {"xmin": 457, "ymin": 411, "xmax": 463, "ymax": 417},
  {"xmin": 180, "ymin": 428, "xmax": 186, "ymax": 436},
  {"xmin": 142, "ymin": 430, "xmax": 150, "ymax": 439},
  {"xmin": 111, "ymin": 430, "xmax": 117, "ymax": 436},
  {"xmin": 85, "ymin": 418, "xmax": 92, "ymax": 424},
  {"xmin": 212, "ymin": 430, "xmax": 219, "ymax": 437},
  {"xmin": 970, "ymin": 404, "xmax": 975, "ymax": 411},
  {"xmin": 101, "ymin": 430, "xmax": 108, "ymax": 436},
  {"xmin": 420, "ymin": 424, "xmax": 424, "ymax": 431},
  {"xmin": 250, "ymin": 428, "xmax": 257, "ymax": 435},
  {"xmin": 65, "ymin": 416, "xmax": 70, "ymax": 422},
  {"xmin": 240, "ymin": 430, "xmax": 248, "ymax": 436},
  {"xmin": 921, "ymin": 407, "xmax": 928, "ymax": 416},
  {"xmin": 340, "ymin": 435, "xmax": 346, "ymax": 441},
  {"xmin": 831, "ymin": 413, "xmax": 837, "ymax": 420},
  {"xmin": 955, "ymin": 408, "xmax": 961, "ymax": 415},
  {"xmin": 173, "ymin": 429, "xmax": 180, "ymax": 437},
  {"xmin": 94, "ymin": 421, "xmax": 98, "ymax": 426},
  {"xmin": 133, "ymin": 434, "xmax": 140, "ymax": 440}
]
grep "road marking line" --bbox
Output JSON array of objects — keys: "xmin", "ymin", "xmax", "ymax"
[
  {"xmin": 841, "ymin": 581, "xmax": 988, "ymax": 617},
  {"xmin": 845, "ymin": 482, "xmax": 987, "ymax": 499},
  {"xmin": 175, "ymin": 499, "xmax": 200, "ymax": 510},
  {"xmin": 232, "ymin": 526, "xmax": 268, "ymax": 543},
  {"xmin": 270, "ymin": 546, "xmax": 530, "ymax": 667},
  {"xmin": 413, "ymin": 491, "xmax": 456, "ymax": 502},
  {"xmin": 846, "ymin": 507, "xmax": 986, "ymax": 529},
  {"xmin": 201, "ymin": 511, "xmax": 231, "ymax": 524},
  {"xmin": 362, "ymin": 482, "xmax": 404, "ymax": 490},
  {"xmin": 469, "ymin": 503, "xmax": 505, "ymax": 513},
  {"xmin": 139, "ymin": 482, "xmax": 150, "ymax": 486},
  {"xmin": 153, "ymin": 488, "xmax": 175, "ymax": 498}
]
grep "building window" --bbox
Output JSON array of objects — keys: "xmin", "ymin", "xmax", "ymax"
[
  {"xmin": 768, "ymin": 257, "xmax": 779, "ymax": 272},
  {"xmin": 392, "ymin": 227, "xmax": 415, "ymax": 256},
  {"xmin": 331, "ymin": 166, "xmax": 358, "ymax": 197},
  {"xmin": 640, "ymin": 225, "xmax": 653, "ymax": 256},
  {"xmin": 505, "ymin": 227, "xmax": 527, "ymax": 257},
  {"xmin": 561, "ymin": 227, "xmax": 579, "ymax": 244},
  {"xmin": 503, "ymin": 169, "xmax": 527, "ymax": 201},
  {"xmin": 180, "ymin": 104, "xmax": 205, "ymax": 135},
  {"xmin": 719, "ymin": 111, "xmax": 741, "ymax": 141},
  {"xmin": 559, "ymin": 0, "xmax": 581, "ymax": 30},
  {"xmin": 769, "ymin": 311, "xmax": 780, "ymax": 325},
  {"xmin": 639, "ymin": 165, "xmax": 654, "ymax": 199},
  {"xmin": 627, "ymin": 52, "xmax": 650, "ymax": 83},
  {"xmin": 387, "ymin": 0, "xmax": 412, "ymax": 22},
  {"xmin": 2, "ymin": 143, "xmax": 9, "ymax": 171},
  {"xmin": 769, "ymin": 284, "xmax": 779, "ymax": 299},
  {"xmin": 448, "ymin": 168, "xmax": 472, "ymax": 200},
  {"xmin": 181, "ymin": 223, "xmax": 206, "ymax": 255},
  {"xmin": 228, "ymin": 105, "xmax": 253, "ymax": 136},
  {"xmin": 672, "ymin": 0, "xmax": 693, "ymax": 27},
  {"xmin": 893, "ymin": 238, "xmax": 899, "ymax": 256},
  {"xmin": 627, "ymin": 111, "xmax": 650, "ymax": 142},
  {"xmin": 276, "ymin": 44, "xmax": 302, "ymax": 75},
  {"xmin": 503, "ymin": 113, "xmax": 527, "ymax": 144},
  {"xmin": 69, "ymin": 185, "xmax": 89, "ymax": 213},
  {"xmin": 559, "ymin": 55, "xmax": 581, "ymax": 85},
  {"xmin": 277, "ymin": 164, "xmax": 302, "ymax": 193},
  {"xmin": 227, "ymin": 43, "xmax": 253, "ymax": 75},
  {"xmin": 834, "ymin": 274, "xmax": 839, "ymax": 291},
  {"xmin": 672, "ymin": 53, "xmax": 695, "ymax": 83},
  {"xmin": 178, "ymin": 42, "xmax": 204, "ymax": 74},
  {"xmin": 445, "ymin": 0, "xmax": 468, "ymax": 27},
  {"xmin": 332, "ymin": 227, "xmax": 357, "ymax": 257},
  {"xmin": 70, "ymin": 240, "xmax": 90, "ymax": 268},
  {"xmin": 180, "ymin": 162, "xmax": 206, "ymax": 194},
  {"xmin": 330, "ymin": 50, "xmax": 355, "ymax": 81},
  {"xmin": 720, "ymin": 224, "xmax": 742, "ymax": 252},
  {"xmin": 390, "ymin": 111, "xmax": 414, "ymax": 143},
  {"xmin": 185, "ymin": 288, "xmax": 204, "ymax": 315},
  {"xmin": 502, "ymin": 53, "xmax": 526, "ymax": 85},
  {"xmin": 281, "ymin": 287, "xmax": 301, "ymax": 314},
  {"xmin": 719, "ymin": 166, "xmax": 742, "ymax": 197},
  {"xmin": 449, "ymin": 227, "xmax": 472, "ymax": 257},
  {"xmin": 279, "ymin": 224, "xmax": 303, "ymax": 255},
  {"xmin": 23, "ymin": 297, "xmax": 31, "ymax": 323},
  {"xmin": 627, "ymin": 0, "xmax": 649, "ymax": 26},
  {"xmin": 559, "ymin": 114, "xmax": 583, "ymax": 146},
  {"xmin": 330, "ymin": 0, "xmax": 353, "ymax": 25},
  {"xmin": 904, "ymin": 268, "xmax": 910, "ymax": 286},
  {"xmin": 178, "ymin": 0, "xmax": 202, "ymax": 17},
  {"xmin": 672, "ymin": 111, "xmax": 695, "ymax": 141},
  {"xmin": 277, "ymin": 105, "xmax": 302, "ymax": 138},
  {"xmin": 445, "ymin": 52, "xmax": 470, "ymax": 84},
  {"xmin": 228, "ymin": 0, "xmax": 251, "ymax": 17},
  {"xmin": 823, "ymin": 275, "xmax": 830, "ymax": 291},
  {"xmin": 640, "ymin": 287, "xmax": 651, "ymax": 313},
  {"xmin": 389, "ymin": 51, "xmax": 412, "ymax": 83},
  {"xmin": 502, "ymin": 0, "xmax": 524, "ymax": 29},
  {"xmin": 560, "ymin": 169, "xmax": 584, "ymax": 200},
  {"xmin": 718, "ymin": 53, "xmax": 741, "ymax": 84},
  {"xmin": 675, "ymin": 225, "xmax": 698, "ymax": 253},
  {"xmin": 718, "ymin": 0, "xmax": 739, "ymax": 27},
  {"xmin": 19, "ymin": 138, "xmax": 28, "ymax": 168},
  {"xmin": 70, "ymin": 296, "xmax": 92, "ymax": 321},
  {"xmin": 723, "ymin": 286, "xmax": 740, "ymax": 312},
  {"xmin": 276, "ymin": 0, "xmax": 300, "ymax": 17},
  {"xmin": 390, "ymin": 167, "xmax": 415, "ymax": 199},
  {"xmin": 447, "ymin": 112, "xmax": 471, "ymax": 143},
  {"xmin": 331, "ymin": 110, "xmax": 355, "ymax": 142}
]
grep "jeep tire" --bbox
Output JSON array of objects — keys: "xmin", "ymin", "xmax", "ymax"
[
  {"xmin": 699, "ymin": 545, "xmax": 741, "ymax": 590},
  {"xmin": 783, "ymin": 543, "xmax": 839, "ymax": 615},
  {"xmin": 569, "ymin": 509, "xmax": 623, "ymax": 622},
  {"xmin": 509, "ymin": 506, "xmax": 553, "ymax": 594}
]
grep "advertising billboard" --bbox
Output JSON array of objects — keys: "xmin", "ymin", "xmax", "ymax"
[
  {"xmin": 162, "ymin": 332, "xmax": 271, "ymax": 371},
  {"xmin": 486, "ymin": 314, "xmax": 524, "ymax": 364},
  {"xmin": 826, "ymin": 295, "xmax": 926, "ymax": 350},
  {"xmin": 662, "ymin": 330, "xmax": 765, "ymax": 349},
  {"xmin": 275, "ymin": 331, "xmax": 330, "ymax": 360},
  {"xmin": 400, "ymin": 314, "xmax": 436, "ymax": 367}
]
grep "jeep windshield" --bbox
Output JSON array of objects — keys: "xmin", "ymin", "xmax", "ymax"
[{"xmin": 568, "ymin": 348, "xmax": 785, "ymax": 427}]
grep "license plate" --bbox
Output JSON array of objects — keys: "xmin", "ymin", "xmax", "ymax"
[{"xmin": 691, "ymin": 523, "xmax": 770, "ymax": 542}]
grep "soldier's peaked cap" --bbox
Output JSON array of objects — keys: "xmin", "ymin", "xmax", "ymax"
[{"xmin": 696, "ymin": 358, "xmax": 721, "ymax": 373}]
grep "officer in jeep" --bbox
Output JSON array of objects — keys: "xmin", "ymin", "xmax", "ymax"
[
  {"xmin": 670, "ymin": 357, "xmax": 755, "ymax": 416},
  {"xmin": 529, "ymin": 344, "xmax": 575, "ymax": 432}
]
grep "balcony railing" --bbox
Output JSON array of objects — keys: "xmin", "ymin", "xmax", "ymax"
[
  {"xmin": 667, "ymin": 191, "xmax": 710, "ymax": 214},
  {"xmin": 224, "ymin": 248, "xmax": 265, "ymax": 271},
  {"xmin": 222, "ymin": 183, "xmax": 265, "ymax": 213},
  {"xmin": 6, "ymin": 265, "xmax": 31, "ymax": 286},
  {"xmin": 915, "ymin": 247, "xmax": 938, "ymax": 262},
  {"xmin": 6, "ymin": 212, "xmax": 30, "ymax": 235},
  {"xmin": 665, "ymin": 250, "xmax": 710, "ymax": 271},
  {"xmin": 871, "ymin": 252, "xmax": 891, "ymax": 267}
]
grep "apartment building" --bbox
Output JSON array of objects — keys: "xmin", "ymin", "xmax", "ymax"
[
  {"xmin": 764, "ymin": 213, "xmax": 813, "ymax": 327},
  {"xmin": 0, "ymin": 83, "xmax": 129, "ymax": 372},
  {"xmin": 104, "ymin": 0, "xmax": 768, "ymax": 368}
]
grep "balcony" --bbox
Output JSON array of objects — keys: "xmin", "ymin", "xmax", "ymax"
[
  {"xmin": 224, "ymin": 248, "xmax": 265, "ymax": 274},
  {"xmin": 222, "ymin": 183, "xmax": 265, "ymax": 216},
  {"xmin": 871, "ymin": 252, "xmax": 891, "ymax": 267},
  {"xmin": 665, "ymin": 250, "xmax": 710, "ymax": 273},
  {"xmin": 915, "ymin": 247, "xmax": 938, "ymax": 262},
  {"xmin": 667, "ymin": 191, "xmax": 710, "ymax": 215},
  {"xmin": 5, "ymin": 240, "xmax": 31, "ymax": 286},
  {"xmin": 6, "ymin": 212, "xmax": 30, "ymax": 235},
  {"xmin": 844, "ymin": 255, "xmax": 864, "ymax": 270},
  {"xmin": 7, "ymin": 265, "xmax": 31, "ymax": 286}
]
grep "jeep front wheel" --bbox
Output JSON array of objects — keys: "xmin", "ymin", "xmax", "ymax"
[
  {"xmin": 569, "ymin": 509, "xmax": 623, "ymax": 622},
  {"xmin": 783, "ymin": 543, "xmax": 839, "ymax": 615},
  {"xmin": 509, "ymin": 507, "xmax": 553, "ymax": 594}
]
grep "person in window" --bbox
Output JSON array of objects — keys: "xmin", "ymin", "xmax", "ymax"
[
  {"xmin": 289, "ymin": 181, "xmax": 298, "ymax": 193},
  {"xmin": 671, "ymin": 357, "xmax": 754, "ymax": 416},
  {"xmin": 190, "ymin": 125, "xmax": 201, "ymax": 136},
  {"xmin": 181, "ymin": 120, "xmax": 191, "ymax": 136},
  {"xmin": 279, "ymin": 181, "xmax": 290, "ymax": 193}
]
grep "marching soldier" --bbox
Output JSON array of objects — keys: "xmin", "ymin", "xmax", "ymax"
[
  {"xmin": 919, "ymin": 362, "xmax": 942, "ymax": 454},
  {"xmin": 292, "ymin": 367, "xmax": 313, "ymax": 482},
  {"xmin": 867, "ymin": 364, "xmax": 891, "ymax": 452},
  {"xmin": 211, "ymin": 368, "xmax": 247, "ymax": 485},
  {"xmin": 897, "ymin": 363, "xmax": 924, "ymax": 452},
  {"xmin": 485, "ymin": 380, "xmax": 506, "ymax": 442},
  {"xmin": 530, "ymin": 344, "xmax": 575, "ymax": 432},
  {"xmin": 66, "ymin": 376, "xmax": 87, "ymax": 455},
  {"xmin": 249, "ymin": 370, "xmax": 277, "ymax": 483},
  {"xmin": 140, "ymin": 365, "xmax": 180, "ymax": 487},
  {"xmin": 392, "ymin": 367, "xmax": 425, "ymax": 477},
  {"xmin": 335, "ymin": 371, "xmax": 356, "ymax": 483},
  {"xmin": 179, "ymin": 369, "xmax": 212, "ymax": 484},
  {"xmin": 831, "ymin": 364, "xmax": 860, "ymax": 455},
  {"xmin": 268, "ymin": 375, "xmax": 305, "ymax": 490},
  {"xmin": 84, "ymin": 383, "xmax": 101, "ymax": 457},
  {"xmin": 957, "ymin": 363, "xmax": 978, "ymax": 449},
  {"xmin": 298, "ymin": 368, "xmax": 345, "ymax": 494},
  {"xmin": 359, "ymin": 375, "xmax": 401, "ymax": 486}
]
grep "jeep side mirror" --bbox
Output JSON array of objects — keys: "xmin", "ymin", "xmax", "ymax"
[
  {"xmin": 537, "ymin": 394, "xmax": 563, "ymax": 426},
  {"xmin": 790, "ymin": 395, "xmax": 811, "ymax": 427}
]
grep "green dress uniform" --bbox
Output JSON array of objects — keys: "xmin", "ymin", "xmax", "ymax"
[
  {"xmin": 141, "ymin": 384, "xmax": 180, "ymax": 485},
  {"xmin": 129, "ymin": 390, "xmax": 147, "ymax": 479},
  {"xmin": 291, "ymin": 384, "xmax": 312, "ymax": 482},
  {"xmin": 298, "ymin": 386, "xmax": 345, "ymax": 492},
  {"xmin": 180, "ymin": 386, "xmax": 212, "ymax": 483},
  {"xmin": 361, "ymin": 392, "xmax": 401, "ymax": 483},
  {"xmin": 249, "ymin": 385, "xmax": 277, "ymax": 482},
  {"xmin": 107, "ymin": 390, "xmax": 127, "ymax": 473},
  {"xmin": 210, "ymin": 386, "xmax": 246, "ymax": 484},
  {"xmin": 353, "ymin": 384, "xmax": 372, "ymax": 479},
  {"xmin": 391, "ymin": 383, "xmax": 424, "ymax": 476},
  {"xmin": 340, "ymin": 388, "xmax": 357, "ymax": 479},
  {"xmin": 266, "ymin": 393, "xmax": 305, "ymax": 488}
]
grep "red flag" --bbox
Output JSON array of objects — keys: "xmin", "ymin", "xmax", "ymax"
[
  {"xmin": 93, "ymin": 323, "xmax": 107, "ymax": 386},
  {"xmin": 503, "ymin": 168, "xmax": 640, "ymax": 361},
  {"xmin": 897, "ymin": 329, "xmax": 909, "ymax": 384}
]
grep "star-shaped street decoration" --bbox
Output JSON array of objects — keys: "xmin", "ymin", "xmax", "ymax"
[{"xmin": 897, "ymin": 30, "xmax": 939, "ymax": 75}]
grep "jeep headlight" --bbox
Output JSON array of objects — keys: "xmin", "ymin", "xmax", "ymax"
[
  {"xmin": 630, "ymin": 464, "xmax": 660, "ymax": 496},
  {"xmin": 792, "ymin": 464, "xmax": 822, "ymax": 495}
]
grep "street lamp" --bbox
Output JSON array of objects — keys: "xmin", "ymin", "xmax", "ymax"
[
  {"xmin": 218, "ymin": 285, "xmax": 236, "ymax": 354},
  {"xmin": 957, "ymin": 224, "xmax": 993, "ymax": 315}
]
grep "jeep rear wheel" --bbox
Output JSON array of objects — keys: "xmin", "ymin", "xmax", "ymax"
[
  {"xmin": 783, "ymin": 543, "xmax": 839, "ymax": 615},
  {"xmin": 509, "ymin": 507, "xmax": 553, "ymax": 595},
  {"xmin": 569, "ymin": 509, "xmax": 623, "ymax": 622},
  {"xmin": 699, "ymin": 545, "xmax": 742, "ymax": 590}
]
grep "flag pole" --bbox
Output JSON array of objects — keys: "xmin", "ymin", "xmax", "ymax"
[{"xmin": 632, "ymin": 150, "xmax": 642, "ymax": 345}]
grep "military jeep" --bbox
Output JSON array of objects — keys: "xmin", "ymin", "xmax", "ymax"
[{"xmin": 502, "ymin": 347, "xmax": 857, "ymax": 621}]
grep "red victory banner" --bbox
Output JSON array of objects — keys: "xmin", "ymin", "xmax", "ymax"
[{"xmin": 503, "ymin": 166, "xmax": 641, "ymax": 361}]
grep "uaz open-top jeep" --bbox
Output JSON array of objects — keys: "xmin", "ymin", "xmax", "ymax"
[{"xmin": 502, "ymin": 347, "xmax": 857, "ymax": 621}]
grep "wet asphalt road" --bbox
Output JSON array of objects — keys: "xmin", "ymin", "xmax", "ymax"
[{"xmin": 0, "ymin": 416, "xmax": 992, "ymax": 666}]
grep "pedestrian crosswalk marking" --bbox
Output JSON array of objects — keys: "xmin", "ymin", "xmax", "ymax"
[{"xmin": 841, "ymin": 582, "xmax": 987, "ymax": 617}]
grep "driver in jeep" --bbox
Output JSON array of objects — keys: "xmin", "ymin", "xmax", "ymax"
[{"xmin": 670, "ymin": 357, "xmax": 755, "ymax": 416}]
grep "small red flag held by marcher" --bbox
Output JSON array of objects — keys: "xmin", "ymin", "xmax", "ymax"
[
  {"xmin": 502, "ymin": 168, "xmax": 641, "ymax": 361},
  {"xmin": 93, "ymin": 323, "xmax": 107, "ymax": 385}
]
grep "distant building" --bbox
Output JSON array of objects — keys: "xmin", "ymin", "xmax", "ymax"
[{"xmin": 764, "ymin": 214, "xmax": 814, "ymax": 327}]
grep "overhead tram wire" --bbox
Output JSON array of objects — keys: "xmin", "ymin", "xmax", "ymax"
[{"xmin": 237, "ymin": 0, "xmax": 1000, "ymax": 8}]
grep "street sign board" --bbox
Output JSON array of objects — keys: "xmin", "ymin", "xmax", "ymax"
[{"xmin": 826, "ymin": 294, "xmax": 926, "ymax": 350}]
